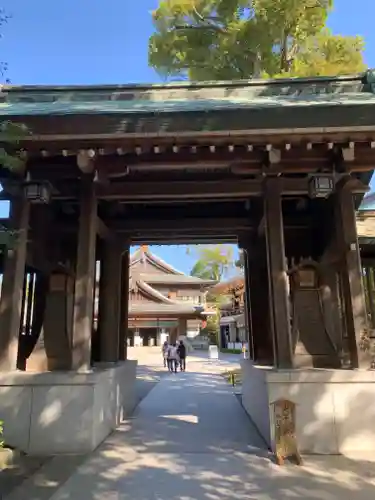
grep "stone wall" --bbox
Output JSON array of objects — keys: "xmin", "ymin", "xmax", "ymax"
[
  {"xmin": 241, "ymin": 362, "xmax": 375, "ymax": 455},
  {"xmin": 0, "ymin": 361, "xmax": 137, "ymax": 455},
  {"xmin": 241, "ymin": 360, "xmax": 271, "ymax": 448}
]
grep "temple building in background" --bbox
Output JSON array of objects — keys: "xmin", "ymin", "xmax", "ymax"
[
  {"xmin": 127, "ymin": 246, "xmax": 216, "ymax": 346},
  {"xmin": 213, "ymin": 277, "xmax": 247, "ymax": 349}
]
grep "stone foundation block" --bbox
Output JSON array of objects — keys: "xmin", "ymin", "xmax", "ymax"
[
  {"xmin": 0, "ymin": 360, "xmax": 137, "ymax": 455},
  {"xmin": 241, "ymin": 360, "xmax": 375, "ymax": 454}
]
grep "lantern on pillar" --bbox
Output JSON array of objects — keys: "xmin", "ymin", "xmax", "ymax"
[
  {"xmin": 23, "ymin": 180, "xmax": 52, "ymax": 204},
  {"xmin": 308, "ymin": 174, "xmax": 334, "ymax": 199}
]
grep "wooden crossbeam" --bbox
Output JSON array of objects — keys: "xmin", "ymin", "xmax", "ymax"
[
  {"xmin": 95, "ymin": 178, "xmax": 309, "ymax": 201},
  {"xmin": 109, "ymin": 217, "xmax": 252, "ymax": 233}
]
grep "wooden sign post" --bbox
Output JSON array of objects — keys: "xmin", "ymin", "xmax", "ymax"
[{"xmin": 270, "ymin": 398, "xmax": 302, "ymax": 466}]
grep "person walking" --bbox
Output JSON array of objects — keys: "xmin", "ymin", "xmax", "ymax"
[
  {"xmin": 162, "ymin": 340, "xmax": 169, "ymax": 367},
  {"xmin": 177, "ymin": 340, "xmax": 186, "ymax": 371},
  {"xmin": 167, "ymin": 343, "xmax": 178, "ymax": 373}
]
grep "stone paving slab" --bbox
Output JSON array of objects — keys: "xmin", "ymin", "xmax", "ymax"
[{"xmin": 6, "ymin": 349, "xmax": 375, "ymax": 500}]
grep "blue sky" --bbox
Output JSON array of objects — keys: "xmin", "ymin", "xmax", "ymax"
[{"xmin": 0, "ymin": 0, "xmax": 374, "ymax": 273}]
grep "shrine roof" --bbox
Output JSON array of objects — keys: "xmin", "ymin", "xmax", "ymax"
[
  {"xmin": 140, "ymin": 273, "xmax": 216, "ymax": 286},
  {"xmin": 130, "ymin": 246, "xmax": 184, "ymax": 275},
  {"xmin": 0, "ymin": 70, "xmax": 374, "ymax": 118},
  {"xmin": 136, "ymin": 280, "xmax": 178, "ymax": 304},
  {"xmin": 359, "ymin": 192, "xmax": 375, "ymax": 211},
  {"xmin": 129, "ymin": 303, "xmax": 207, "ymax": 316}
]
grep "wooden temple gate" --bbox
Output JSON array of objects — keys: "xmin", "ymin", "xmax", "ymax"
[
  {"xmin": 0, "ymin": 73, "xmax": 375, "ymax": 375},
  {"xmin": 0, "ymin": 73, "xmax": 374, "ymax": 371}
]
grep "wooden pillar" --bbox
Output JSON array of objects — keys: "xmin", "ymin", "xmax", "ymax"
[
  {"xmin": 98, "ymin": 240, "xmax": 122, "ymax": 362},
  {"xmin": 72, "ymin": 176, "xmax": 97, "ymax": 371},
  {"xmin": 243, "ymin": 248, "xmax": 254, "ymax": 359},
  {"xmin": 0, "ymin": 197, "xmax": 29, "ymax": 371},
  {"xmin": 248, "ymin": 241, "xmax": 273, "ymax": 364},
  {"xmin": 119, "ymin": 245, "xmax": 130, "ymax": 361},
  {"xmin": 23, "ymin": 273, "xmax": 35, "ymax": 336},
  {"xmin": 264, "ymin": 178, "xmax": 293, "ymax": 369},
  {"xmin": 335, "ymin": 186, "xmax": 370, "ymax": 368},
  {"xmin": 177, "ymin": 318, "xmax": 187, "ymax": 339},
  {"xmin": 366, "ymin": 268, "xmax": 375, "ymax": 329},
  {"xmin": 44, "ymin": 273, "xmax": 75, "ymax": 370}
]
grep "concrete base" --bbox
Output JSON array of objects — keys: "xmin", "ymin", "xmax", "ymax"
[
  {"xmin": 241, "ymin": 360, "xmax": 375, "ymax": 455},
  {"xmin": 0, "ymin": 360, "xmax": 137, "ymax": 455}
]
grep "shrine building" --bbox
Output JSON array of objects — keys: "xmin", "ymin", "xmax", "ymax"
[
  {"xmin": 212, "ymin": 276, "xmax": 247, "ymax": 349},
  {"xmin": 126, "ymin": 245, "xmax": 215, "ymax": 346},
  {"xmin": 0, "ymin": 70, "xmax": 375, "ymax": 456}
]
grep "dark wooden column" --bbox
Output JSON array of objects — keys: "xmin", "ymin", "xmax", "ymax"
[
  {"xmin": 98, "ymin": 240, "xmax": 122, "ymax": 362},
  {"xmin": 365, "ymin": 268, "xmax": 375, "ymax": 329},
  {"xmin": 0, "ymin": 196, "xmax": 30, "ymax": 371},
  {"xmin": 264, "ymin": 178, "xmax": 293, "ymax": 368},
  {"xmin": 242, "ymin": 247, "xmax": 254, "ymax": 359},
  {"xmin": 248, "ymin": 239, "xmax": 273, "ymax": 364},
  {"xmin": 335, "ymin": 186, "xmax": 370, "ymax": 368},
  {"xmin": 72, "ymin": 176, "xmax": 97, "ymax": 371},
  {"xmin": 119, "ymin": 244, "xmax": 130, "ymax": 361}
]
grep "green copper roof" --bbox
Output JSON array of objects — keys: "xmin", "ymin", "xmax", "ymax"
[{"xmin": 0, "ymin": 71, "xmax": 374, "ymax": 117}]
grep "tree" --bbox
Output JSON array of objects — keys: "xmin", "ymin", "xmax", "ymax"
[
  {"xmin": 0, "ymin": 10, "xmax": 29, "ymax": 249},
  {"xmin": 0, "ymin": 8, "xmax": 10, "ymax": 82},
  {"xmin": 189, "ymin": 244, "xmax": 235, "ymax": 344},
  {"xmin": 149, "ymin": 0, "xmax": 365, "ymax": 81},
  {"xmin": 189, "ymin": 244, "xmax": 235, "ymax": 281}
]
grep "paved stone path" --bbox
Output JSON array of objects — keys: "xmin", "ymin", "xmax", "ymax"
[{"xmin": 9, "ymin": 349, "xmax": 375, "ymax": 500}]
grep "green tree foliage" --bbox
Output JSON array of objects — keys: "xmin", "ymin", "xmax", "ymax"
[
  {"xmin": 149, "ymin": 0, "xmax": 365, "ymax": 80},
  {"xmin": 0, "ymin": 9, "xmax": 27, "ymax": 171},
  {"xmin": 189, "ymin": 244, "xmax": 234, "ymax": 281},
  {"xmin": 0, "ymin": 121, "xmax": 28, "ymax": 171},
  {"xmin": 0, "ymin": 8, "xmax": 10, "ymax": 81},
  {"xmin": 190, "ymin": 244, "xmax": 235, "ymax": 344}
]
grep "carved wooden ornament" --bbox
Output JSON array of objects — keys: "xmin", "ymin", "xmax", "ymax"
[{"xmin": 270, "ymin": 398, "xmax": 303, "ymax": 466}]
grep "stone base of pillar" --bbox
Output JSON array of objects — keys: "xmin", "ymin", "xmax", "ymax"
[
  {"xmin": 0, "ymin": 361, "xmax": 137, "ymax": 455},
  {"xmin": 241, "ymin": 361, "xmax": 375, "ymax": 455}
]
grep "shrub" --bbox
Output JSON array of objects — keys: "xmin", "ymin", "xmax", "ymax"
[{"xmin": 220, "ymin": 348, "xmax": 242, "ymax": 354}]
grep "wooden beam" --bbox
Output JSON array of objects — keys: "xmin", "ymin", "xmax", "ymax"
[
  {"xmin": 58, "ymin": 215, "xmax": 311, "ymax": 238},
  {"xmin": 109, "ymin": 217, "xmax": 252, "ymax": 233},
  {"xmin": 26, "ymin": 151, "xmax": 375, "ymax": 178},
  {"xmin": 94, "ymin": 178, "xmax": 311, "ymax": 201},
  {"xmin": 96, "ymin": 216, "xmax": 111, "ymax": 240},
  {"xmin": 129, "ymin": 236, "xmax": 238, "ymax": 245},
  {"xmin": 52, "ymin": 175, "xmax": 370, "ymax": 202}
]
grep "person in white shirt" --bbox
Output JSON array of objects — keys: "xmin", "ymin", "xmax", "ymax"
[{"xmin": 167, "ymin": 343, "xmax": 179, "ymax": 373}]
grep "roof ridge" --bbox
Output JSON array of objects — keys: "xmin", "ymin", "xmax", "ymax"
[
  {"xmin": 130, "ymin": 246, "xmax": 184, "ymax": 275},
  {"xmin": 2, "ymin": 71, "xmax": 369, "ymax": 93},
  {"xmin": 137, "ymin": 280, "xmax": 178, "ymax": 304},
  {"xmin": 144, "ymin": 249, "xmax": 185, "ymax": 275}
]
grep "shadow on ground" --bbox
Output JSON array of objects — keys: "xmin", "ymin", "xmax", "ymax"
[
  {"xmin": 11, "ymin": 371, "xmax": 375, "ymax": 500},
  {"xmin": 1, "ymin": 363, "xmax": 166, "ymax": 500},
  {"xmin": 3, "ymin": 360, "xmax": 375, "ymax": 500}
]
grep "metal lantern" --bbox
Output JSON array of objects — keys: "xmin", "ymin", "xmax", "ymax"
[
  {"xmin": 23, "ymin": 181, "xmax": 52, "ymax": 204},
  {"xmin": 308, "ymin": 174, "xmax": 334, "ymax": 199}
]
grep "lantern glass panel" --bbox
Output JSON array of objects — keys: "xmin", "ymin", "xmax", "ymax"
[{"xmin": 309, "ymin": 175, "xmax": 334, "ymax": 198}]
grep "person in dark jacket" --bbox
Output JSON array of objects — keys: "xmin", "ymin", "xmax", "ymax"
[{"xmin": 177, "ymin": 341, "xmax": 187, "ymax": 371}]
